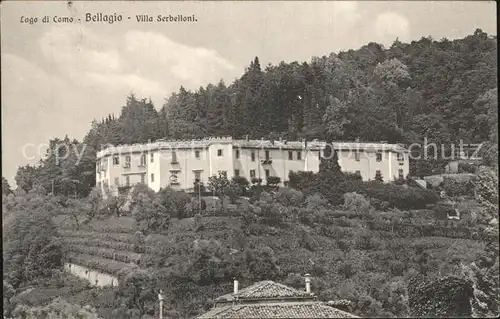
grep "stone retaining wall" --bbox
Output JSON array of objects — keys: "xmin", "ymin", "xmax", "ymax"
[{"xmin": 64, "ymin": 263, "xmax": 118, "ymax": 287}]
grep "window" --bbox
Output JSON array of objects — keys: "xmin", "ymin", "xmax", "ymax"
[
  {"xmin": 195, "ymin": 150, "xmax": 200, "ymax": 158},
  {"xmin": 217, "ymin": 149, "xmax": 223, "ymax": 157},
  {"xmin": 172, "ymin": 151, "xmax": 178, "ymax": 163},
  {"xmin": 126, "ymin": 176, "xmax": 130, "ymax": 187},
  {"xmin": 140, "ymin": 154, "xmax": 146, "ymax": 166},
  {"xmin": 355, "ymin": 152, "xmax": 360, "ymax": 161},
  {"xmin": 356, "ymin": 170, "xmax": 361, "ymax": 176},
  {"xmin": 113, "ymin": 156, "xmax": 119, "ymax": 165},
  {"xmin": 297, "ymin": 151, "xmax": 302, "ymax": 160},
  {"xmin": 150, "ymin": 153, "xmax": 154, "ymax": 163},
  {"xmin": 251, "ymin": 151, "xmax": 255, "ymax": 162},
  {"xmin": 194, "ymin": 171, "xmax": 201, "ymax": 183},
  {"xmin": 234, "ymin": 169, "xmax": 240, "ymax": 177},
  {"xmin": 235, "ymin": 149, "xmax": 240, "ymax": 159},
  {"xmin": 250, "ymin": 170, "xmax": 256, "ymax": 178},
  {"xmin": 265, "ymin": 169, "xmax": 270, "ymax": 178},
  {"xmin": 376, "ymin": 152, "xmax": 382, "ymax": 162},
  {"xmin": 124, "ymin": 156, "xmax": 131, "ymax": 168},
  {"xmin": 289, "ymin": 170, "xmax": 293, "ymax": 178},
  {"xmin": 397, "ymin": 153, "xmax": 404, "ymax": 165},
  {"xmin": 398, "ymin": 169, "xmax": 404, "ymax": 179},
  {"xmin": 114, "ymin": 177, "xmax": 120, "ymax": 186},
  {"xmin": 265, "ymin": 150, "xmax": 270, "ymax": 160},
  {"xmin": 151, "ymin": 173, "xmax": 155, "ymax": 183},
  {"xmin": 141, "ymin": 174, "xmax": 145, "ymax": 184},
  {"xmin": 288, "ymin": 151, "xmax": 293, "ymax": 160}
]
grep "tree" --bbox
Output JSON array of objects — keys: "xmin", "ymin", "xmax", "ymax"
[
  {"xmin": 14, "ymin": 165, "xmax": 39, "ymax": 193},
  {"xmin": 314, "ymin": 146, "xmax": 345, "ymax": 205},
  {"xmin": 322, "ymin": 96, "xmax": 351, "ymax": 139},
  {"xmin": 3, "ymin": 192, "xmax": 64, "ymax": 288},
  {"xmin": 11, "ymin": 297, "xmax": 100, "ymax": 319},
  {"xmin": 207, "ymin": 171, "xmax": 230, "ymax": 207},
  {"xmin": 2, "ymin": 177, "xmax": 13, "ymax": 196},
  {"xmin": 156, "ymin": 187, "xmax": 191, "ymax": 219},
  {"xmin": 132, "ymin": 193, "xmax": 170, "ymax": 235},
  {"xmin": 116, "ymin": 266, "xmax": 157, "ymax": 316}
]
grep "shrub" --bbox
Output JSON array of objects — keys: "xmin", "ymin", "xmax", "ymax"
[
  {"xmin": 193, "ymin": 182, "xmax": 207, "ymax": 194},
  {"xmin": 458, "ymin": 162, "xmax": 478, "ymax": 174},
  {"xmin": 132, "ymin": 194, "xmax": 170, "ymax": 235},
  {"xmin": 132, "ymin": 231, "xmax": 146, "ymax": 253},
  {"xmin": 361, "ymin": 182, "xmax": 439, "ymax": 210},
  {"xmin": 275, "ymin": 188, "xmax": 305, "ymax": 207},
  {"xmin": 251, "ymin": 177, "xmax": 263, "ymax": 185},
  {"xmin": 344, "ymin": 172, "xmax": 362, "ymax": 181},
  {"xmin": 232, "ymin": 176, "xmax": 250, "ymax": 196},
  {"xmin": 305, "ymin": 194, "xmax": 328, "ymax": 210},
  {"xmin": 156, "ymin": 187, "xmax": 191, "ymax": 219},
  {"xmin": 370, "ymin": 198, "xmax": 390, "ymax": 211},
  {"xmin": 443, "ymin": 176, "xmax": 475, "ymax": 197},
  {"xmin": 408, "ymin": 275, "xmax": 474, "ymax": 317},
  {"xmin": 288, "ymin": 171, "xmax": 318, "ymax": 192},
  {"xmin": 185, "ymin": 197, "xmax": 207, "ymax": 216},
  {"xmin": 267, "ymin": 176, "xmax": 281, "ymax": 186},
  {"xmin": 338, "ymin": 261, "xmax": 357, "ymax": 278},
  {"xmin": 298, "ymin": 227, "xmax": 318, "ymax": 251},
  {"xmin": 343, "ymin": 192, "xmax": 372, "ymax": 214}
]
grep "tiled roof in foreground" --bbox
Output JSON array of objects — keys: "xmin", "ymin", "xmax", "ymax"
[
  {"xmin": 197, "ymin": 301, "xmax": 360, "ymax": 318},
  {"xmin": 215, "ymin": 280, "xmax": 313, "ymax": 302}
]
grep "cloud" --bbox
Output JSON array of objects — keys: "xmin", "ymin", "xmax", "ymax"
[
  {"xmin": 332, "ymin": 1, "xmax": 362, "ymax": 28},
  {"xmin": 124, "ymin": 30, "xmax": 236, "ymax": 88},
  {"xmin": 36, "ymin": 26, "xmax": 236, "ymax": 102},
  {"xmin": 38, "ymin": 25, "xmax": 122, "ymax": 76},
  {"xmin": 375, "ymin": 12, "xmax": 411, "ymax": 45}
]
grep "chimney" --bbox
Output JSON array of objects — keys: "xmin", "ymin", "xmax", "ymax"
[
  {"xmin": 234, "ymin": 279, "xmax": 239, "ymax": 294},
  {"xmin": 305, "ymin": 273, "xmax": 311, "ymax": 293}
]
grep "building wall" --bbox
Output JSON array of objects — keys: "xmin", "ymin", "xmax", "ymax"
[
  {"xmin": 338, "ymin": 150, "xmax": 409, "ymax": 182},
  {"xmin": 96, "ymin": 139, "xmax": 410, "ymax": 193}
]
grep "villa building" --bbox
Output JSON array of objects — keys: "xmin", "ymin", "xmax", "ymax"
[{"xmin": 95, "ymin": 137, "xmax": 409, "ymax": 195}]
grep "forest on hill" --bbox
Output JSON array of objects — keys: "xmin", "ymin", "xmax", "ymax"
[
  {"xmin": 13, "ymin": 29, "xmax": 498, "ymax": 197},
  {"xmin": 2, "ymin": 29, "xmax": 499, "ymax": 319}
]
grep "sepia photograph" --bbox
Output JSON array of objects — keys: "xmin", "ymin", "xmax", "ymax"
[{"xmin": 1, "ymin": 0, "xmax": 498, "ymax": 318}]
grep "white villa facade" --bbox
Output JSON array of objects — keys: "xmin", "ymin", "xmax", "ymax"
[{"xmin": 95, "ymin": 137, "xmax": 409, "ymax": 194}]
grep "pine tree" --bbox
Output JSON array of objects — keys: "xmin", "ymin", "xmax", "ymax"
[{"xmin": 314, "ymin": 141, "xmax": 345, "ymax": 205}]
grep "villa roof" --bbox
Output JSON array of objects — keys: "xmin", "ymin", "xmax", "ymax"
[
  {"xmin": 197, "ymin": 301, "xmax": 359, "ymax": 318},
  {"xmin": 215, "ymin": 280, "xmax": 314, "ymax": 303}
]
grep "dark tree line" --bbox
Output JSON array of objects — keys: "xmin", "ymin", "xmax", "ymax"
[{"xmin": 11, "ymin": 30, "xmax": 498, "ymax": 197}]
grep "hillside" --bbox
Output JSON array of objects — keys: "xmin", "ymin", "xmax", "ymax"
[
  {"xmin": 47, "ymin": 184, "xmax": 496, "ymax": 318},
  {"xmin": 13, "ymin": 30, "xmax": 498, "ymax": 198}
]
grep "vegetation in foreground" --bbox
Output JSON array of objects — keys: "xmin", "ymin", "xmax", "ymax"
[{"xmin": 3, "ymin": 163, "xmax": 499, "ymax": 318}]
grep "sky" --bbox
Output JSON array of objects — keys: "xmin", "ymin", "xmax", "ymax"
[{"xmin": 1, "ymin": 0, "xmax": 497, "ymax": 186}]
